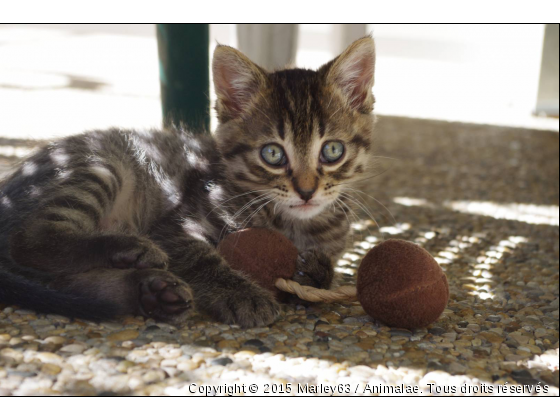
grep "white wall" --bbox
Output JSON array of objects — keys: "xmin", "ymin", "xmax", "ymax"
[{"xmin": 296, "ymin": 24, "xmax": 552, "ymax": 129}]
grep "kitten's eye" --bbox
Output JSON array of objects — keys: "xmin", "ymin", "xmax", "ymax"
[
  {"xmin": 261, "ymin": 144, "xmax": 287, "ymax": 166},
  {"xmin": 321, "ymin": 141, "xmax": 345, "ymax": 163}
]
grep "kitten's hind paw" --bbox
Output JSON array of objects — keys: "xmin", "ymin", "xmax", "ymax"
[
  {"xmin": 110, "ymin": 237, "xmax": 169, "ymax": 270},
  {"xmin": 135, "ymin": 269, "xmax": 193, "ymax": 323}
]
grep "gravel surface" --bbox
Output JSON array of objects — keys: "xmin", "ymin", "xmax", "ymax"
[{"xmin": 1, "ymin": 116, "xmax": 558, "ymax": 395}]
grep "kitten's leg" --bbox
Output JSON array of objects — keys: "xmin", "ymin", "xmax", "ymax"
[
  {"xmin": 9, "ymin": 166, "xmax": 167, "ymax": 274},
  {"xmin": 292, "ymin": 249, "xmax": 335, "ymax": 289},
  {"xmin": 54, "ymin": 268, "xmax": 193, "ymax": 323},
  {"xmin": 153, "ymin": 231, "xmax": 279, "ymax": 327}
]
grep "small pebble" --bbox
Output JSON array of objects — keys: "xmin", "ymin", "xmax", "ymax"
[
  {"xmin": 210, "ymin": 357, "xmax": 233, "ymax": 366},
  {"xmin": 59, "ymin": 344, "xmax": 86, "ymax": 354},
  {"xmin": 243, "ymin": 339, "xmax": 264, "ymax": 347},
  {"xmin": 428, "ymin": 327, "xmax": 446, "ymax": 336}
]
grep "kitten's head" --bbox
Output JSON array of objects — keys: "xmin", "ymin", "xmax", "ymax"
[{"xmin": 213, "ymin": 36, "xmax": 376, "ymax": 220}]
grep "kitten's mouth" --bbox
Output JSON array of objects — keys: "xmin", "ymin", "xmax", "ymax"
[
  {"xmin": 282, "ymin": 199, "xmax": 328, "ymax": 219},
  {"xmin": 285, "ymin": 201, "xmax": 326, "ymax": 219},
  {"xmin": 289, "ymin": 203, "xmax": 318, "ymax": 210}
]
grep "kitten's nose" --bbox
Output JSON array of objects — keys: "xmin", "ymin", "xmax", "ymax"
[
  {"xmin": 296, "ymin": 187, "xmax": 316, "ymax": 202},
  {"xmin": 292, "ymin": 175, "xmax": 318, "ymax": 202}
]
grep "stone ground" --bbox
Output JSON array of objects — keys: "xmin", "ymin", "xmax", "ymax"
[{"xmin": 0, "ymin": 116, "xmax": 558, "ymax": 396}]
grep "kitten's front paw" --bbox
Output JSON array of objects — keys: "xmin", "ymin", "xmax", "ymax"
[
  {"xmin": 207, "ymin": 279, "xmax": 280, "ymax": 328},
  {"xmin": 292, "ymin": 250, "xmax": 334, "ymax": 290}
]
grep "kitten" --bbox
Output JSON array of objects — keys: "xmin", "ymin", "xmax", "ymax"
[{"xmin": 0, "ymin": 36, "xmax": 376, "ymax": 327}]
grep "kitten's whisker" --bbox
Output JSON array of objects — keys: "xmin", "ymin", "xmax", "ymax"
[
  {"xmin": 223, "ymin": 193, "xmax": 271, "ymax": 224},
  {"xmin": 343, "ymin": 202, "xmax": 372, "ymax": 241},
  {"xmin": 232, "ymin": 195, "xmax": 277, "ymax": 249},
  {"xmin": 343, "ymin": 186, "xmax": 397, "ymax": 227},
  {"xmin": 338, "ymin": 197, "xmax": 367, "ymax": 244},
  {"xmin": 339, "ymin": 192, "xmax": 384, "ymax": 240},
  {"xmin": 371, "ymin": 155, "xmax": 399, "ymax": 161},
  {"xmin": 206, "ymin": 189, "xmax": 272, "ymax": 218},
  {"xmin": 337, "ymin": 197, "xmax": 359, "ymax": 223},
  {"xmin": 341, "ymin": 201, "xmax": 373, "ymax": 245},
  {"xmin": 257, "ymin": 91, "xmax": 273, "ymax": 111},
  {"xmin": 223, "ymin": 194, "xmax": 274, "ymax": 239},
  {"xmin": 238, "ymin": 195, "xmax": 277, "ymax": 232},
  {"xmin": 253, "ymin": 105, "xmax": 274, "ymax": 125},
  {"xmin": 326, "ymin": 94, "xmax": 334, "ymax": 110},
  {"xmin": 334, "ymin": 167, "xmax": 391, "ymax": 187},
  {"xmin": 329, "ymin": 106, "xmax": 342, "ymax": 119},
  {"xmin": 232, "ymin": 193, "xmax": 271, "ymax": 219},
  {"xmin": 218, "ymin": 193, "xmax": 273, "ymax": 242},
  {"xmin": 340, "ymin": 195, "xmax": 380, "ymax": 243},
  {"xmin": 335, "ymin": 198, "xmax": 354, "ymax": 246}
]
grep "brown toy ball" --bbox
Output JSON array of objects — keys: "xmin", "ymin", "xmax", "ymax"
[
  {"xmin": 217, "ymin": 228, "xmax": 298, "ymax": 300},
  {"xmin": 357, "ymin": 239, "xmax": 449, "ymax": 329}
]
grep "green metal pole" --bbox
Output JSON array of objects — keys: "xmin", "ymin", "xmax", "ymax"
[{"xmin": 157, "ymin": 24, "xmax": 210, "ymax": 132}]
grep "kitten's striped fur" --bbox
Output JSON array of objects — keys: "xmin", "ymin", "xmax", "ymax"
[{"xmin": 0, "ymin": 37, "xmax": 377, "ymax": 327}]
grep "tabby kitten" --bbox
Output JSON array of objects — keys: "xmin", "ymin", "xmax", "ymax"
[{"xmin": 0, "ymin": 37, "xmax": 376, "ymax": 327}]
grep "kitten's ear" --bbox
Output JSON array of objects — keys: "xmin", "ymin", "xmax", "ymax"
[
  {"xmin": 212, "ymin": 45, "xmax": 268, "ymax": 120},
  {"xmin": 322, "ymin": 36, "xmax": 376, "ymax": 111}
]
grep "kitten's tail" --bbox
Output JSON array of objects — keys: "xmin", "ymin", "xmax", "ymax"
[{"xmin": 0, "ymin": 269, "xmax": 118, "ymax": 321}]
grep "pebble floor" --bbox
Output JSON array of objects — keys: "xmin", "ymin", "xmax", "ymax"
[{"xmin": 0, "ymin": 116, "xmax": 558, "ymax": 396}]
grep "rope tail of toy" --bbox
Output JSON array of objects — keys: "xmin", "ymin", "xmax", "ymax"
[{"xmin": 274, "ymin": 278, "xmax": 358, "ymax": 303}]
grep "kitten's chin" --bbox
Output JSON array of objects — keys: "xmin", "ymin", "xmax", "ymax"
[{"xmin": 281, "ymin": 202, "xmax": 328, "ymax": 220}]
